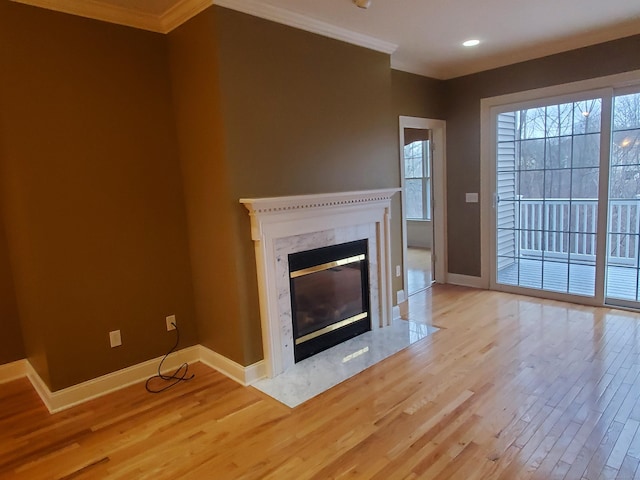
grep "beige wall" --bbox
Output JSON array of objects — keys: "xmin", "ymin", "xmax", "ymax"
[
  {"xmin": 0, "ymin": 2, "xmax": 197, "ymax": 390},
  {"xmin": 444, "ymin": 34, "xmax": 640, "ymax": 277}
]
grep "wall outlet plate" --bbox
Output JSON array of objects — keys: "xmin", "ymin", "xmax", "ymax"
[
  {"xmin": 166, "ymin": 315, "xmax": 176, "ymax": 331},
  {"xmin": 109, "ymin": 330, "xmax": 122, "ymax": 348}
]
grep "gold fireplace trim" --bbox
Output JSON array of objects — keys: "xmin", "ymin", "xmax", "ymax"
[
  {"xmin": 295, "ymin": 312, "xmax": 369, "ymax": 345},
  {"xmin": 290, "ymin": 254, "xmax": 365, "ymax": 279}
]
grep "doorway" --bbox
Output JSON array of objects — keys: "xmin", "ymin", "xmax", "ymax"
[
  {"xmin": 399, "ymin": 117, "xmax": 447, "ymax": 300},
  {"xmin": 488, "ymin": 86, "xmax": 640, "ymax": 309}
]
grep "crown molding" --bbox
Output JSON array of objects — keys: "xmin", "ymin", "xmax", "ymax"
[
  {"xmin": 12, "ymin": 0, "xmax": 398, "ymax": 55},
  {"xmin": 161, "ymin": 0, "xmax": 213, "ymax": 32},
  {"xmin": 212, "ymin": 0, "xmax": 397, "ymax": 54},
  {"xmin": 11, "ymin": 0, "xmax": 165, "ymax": 32}
]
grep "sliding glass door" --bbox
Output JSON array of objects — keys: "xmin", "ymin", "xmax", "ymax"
[
  {"xmin": 493, "ymin": 87, "xmax": 640, "ymax": 308},
  {"xmin": 495, "ymin": 98, "xmax": 602, "ymax": 297},
  {"xmin": 607, "ymin": 91, "xmax": 640, "ymax": 307}
]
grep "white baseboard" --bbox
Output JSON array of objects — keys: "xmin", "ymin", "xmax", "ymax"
[
  {"xmin": 27, "ymin": 346, "xmax": 201, "ymax": 413},
  {"xmin": 0, "ymin": 359, "xmax": 28, "ymax": 384},
  {"xmin": 447, "ymin": 273, "xmax": 485, "ymax": 289},
  {"xmin": 392, "ymin": 305, "xmax": 400, "ymax": 320},
  {"xmin": 198, "ymin": 345, "xmax": 266, "ymax": 386},
  {"xmin": 10, "ymin": 344, "xmax": 266, "ymax": 414},
  {"xmin": 244, "ymin": 359, "xmax": 267, "ymax": 385}
]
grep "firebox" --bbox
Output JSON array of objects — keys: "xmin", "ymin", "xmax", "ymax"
[{"xmin": 288, "ymin": 239, "xmax": 370, "ymax": 362}]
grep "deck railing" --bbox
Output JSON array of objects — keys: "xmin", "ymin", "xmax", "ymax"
[{"xmin": 517, "ymin": 198, "xmax": 640, "ymax": 266}]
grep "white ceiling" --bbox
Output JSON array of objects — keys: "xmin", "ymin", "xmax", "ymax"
[
  {"xmin": 272, "ymin": 0, "xmax": 640, "ymax": 79},
  {"xmin": 13, "ymin": 0, "xmax": 640, "ymax": 79}
]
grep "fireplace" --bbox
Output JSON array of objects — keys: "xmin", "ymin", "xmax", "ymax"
[
  {"xmin": 289, "ymin": 239, "xmax": 370, "ymax": 362},
  {"xmin": 240, "ymin": 188, "xmax": 399, "ymax": 378}
]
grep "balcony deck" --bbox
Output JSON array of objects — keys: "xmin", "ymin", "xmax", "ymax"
[{"xmin": 498, "ymin": 258, "xmax": 639, "ymax": 301}]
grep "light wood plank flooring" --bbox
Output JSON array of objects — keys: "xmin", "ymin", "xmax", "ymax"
[
  {"xmin": 3, "ymin": 285, "xmax": 640, "ymax": 479},
  {"xmin": 407, "ymin": 247, "xmax": 433, "ymax": 295}
]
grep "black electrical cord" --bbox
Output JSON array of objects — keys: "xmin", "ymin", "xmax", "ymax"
[{"xmin": 145, "ymin": 322, "xmax": 195, "ymax": 393}]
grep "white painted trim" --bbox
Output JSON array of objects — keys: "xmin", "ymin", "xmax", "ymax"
[
  {"xmin": 241, "ymin": 189, "xmax": 398, "ymax": 379},
  {"xmin": 14, "ymin": 344, "xmax": 270, "ymax": 413},
  {"xmin": 161, "ymin": 0, "xmax": 213, "ymax": 32},
  {"xmin": 198, "ymin": 345, "xmax": 266, "ymax": 386},
  {"xmin": 12, "ymin": 0, "xmax": 398, "ymax": 56},
  {"xmin": 480, "ymin": 69, "xmax": 640, "ymax": 302},
  {"xmin": 392, "ymin": 304, "xmax": 401, "ymax": 320},
  {"xmin": 26, "ymin": 346, "xmax": 200, "ymax": 413},
  {"xmin": 0, "ymin": 359, "xmax": 28, "ymax": 384},
  {"xmin": 480, "ymin": 70, "xmax": 640, "ymax": 114},
  {"xmin": 398, "ymin": 117, "xmax": 447, "ymax": 291},
  {"xmin": 244, "ymin": 360, "xmax": 267, "ymax": 386},
  {"xmin": 480, "ymin": 104, "xmax": 492, "ymax": 291},
  {"xmin": 17, "ymin": 345, "xmax": 266, "ymax": 413},
  {"xmin": 447, "ymin": 273, "xmax": 485, "ymax": 289},
  {"xmin": 212, "ymin": 0, "xmax": 397, "ymax": 54},
  {"xmin": 398, "ymin": 299, "xmax": 409, "ymax": 320},
  {"xmin": 12, "ymin": 0, "xmax": 212, "ymax": 34},
  {"xmin": 11, "ymin": 0, "xmax": 165, "ymax": 32}
]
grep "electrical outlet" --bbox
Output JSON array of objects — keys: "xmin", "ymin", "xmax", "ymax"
[
  {"xmin": 109, "ymin": 330, "xmax": 122, "ymax": 348},
  {"xmin": 166, "ymin": 314, "xmax": 176, "ymax": 331}
]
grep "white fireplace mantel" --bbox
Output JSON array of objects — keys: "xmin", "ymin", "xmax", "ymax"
[{"xmin": 241, "ymin": 188, "xmax": 399, "ymax": 378}]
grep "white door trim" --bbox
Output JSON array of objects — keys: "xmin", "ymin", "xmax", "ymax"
[
  {"xmin": 480, "ymin": 69, "xmax": 640, "ymax": 303},
  {"xmin": 398, "ymin": 116, "xmax": 447, "ymax": 294}
]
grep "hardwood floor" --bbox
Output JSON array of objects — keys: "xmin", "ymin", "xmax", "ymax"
[
  {"xmin": 407, "ymin": 247, "xmax": 433, "ymax": 295},
  {"xmin": 3, "ymin": 285, "xmax": 640, "ymax": 479}
]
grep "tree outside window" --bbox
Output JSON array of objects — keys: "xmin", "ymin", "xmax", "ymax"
[{"xmin": 404, "ymin": 139, "xmax": 431, "ymax": 221}]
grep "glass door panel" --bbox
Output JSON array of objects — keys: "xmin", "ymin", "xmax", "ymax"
[
  {"xmin": 606, "ymin": 92, "xmax": 640, "ymax": 305},
  {"xmin": 496, "ymin": 99, "xmax": 602, "ymax": 298}
]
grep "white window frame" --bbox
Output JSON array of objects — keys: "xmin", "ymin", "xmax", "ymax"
[
  {"xmin": 480, "ymin": 69, "xmax": 640, "ymax": 306},
  {"xmin": 404, "ymin": 138, "xmax": 432, "ymax": 221}
]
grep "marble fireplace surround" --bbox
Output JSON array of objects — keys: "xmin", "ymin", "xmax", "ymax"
[{"xmin": 241, "ymin": 188, "xmax": 399, "ymax": 378}]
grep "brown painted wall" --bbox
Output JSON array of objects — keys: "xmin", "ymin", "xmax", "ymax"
[
  {"xmin": 168, "ymin": 9, "xmax": 247, "ymax": 365},
  {"xmin": 168, "ymin": 6, "xmax": 400, "ymax": 366},
  {"xmin": 444, "ymin": 34, "xmax": 640, "ymax": 277},
  {"xmin": 6, "ymin": 1, "xmax": 634, "ymax": 386},
  {"xmin": 0, "ymin": 203, "xmax": 23, "ymax": 365},
  {"xmin": 215, "ymin": 7, "xmax": 399, "ymax": 364},
  {"xmin": 391, "ymin": 69, "xmax": 446, "ymax": 120},
  {"xmin": 390, "ymin": 69, "xmax": 445, "ymax": 280},
  {"xmin": 0, "ymin": 2, "xmax": 197, "ymax": 390}
]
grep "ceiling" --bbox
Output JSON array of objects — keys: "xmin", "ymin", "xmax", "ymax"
[{"xmin": 12, "ymin": 0, "xmax": 640, "ymax": 79}]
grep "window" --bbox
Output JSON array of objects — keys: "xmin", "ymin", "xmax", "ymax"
[
  {"xmin": 607, "ymin": 92, "xmax": 640, "ymax": 302},
  {"xmin": 404, "ymin": 139, "xmax": 431, "ymax": 221},
  {"xmin": 489, "ymin": 85, "xmax": 640, "ymax": 308},
  {"xmin": 495, "ymin": 99, "xmax": 601, "ymax": 296}
]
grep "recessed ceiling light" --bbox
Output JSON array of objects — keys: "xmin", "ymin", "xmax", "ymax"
[
  {"xmin": 354, "ymin": 0, "xmax": 371, "ymax": 8},
  {"xmin": 463, "ymin": 39, "xmax": 480, "ymax": 47}
]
